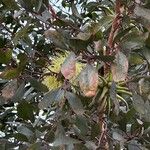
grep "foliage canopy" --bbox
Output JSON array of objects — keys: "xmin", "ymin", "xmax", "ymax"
[{"xmin": 0, "ymin": 0, "xmax": 150, "ymax": 149}]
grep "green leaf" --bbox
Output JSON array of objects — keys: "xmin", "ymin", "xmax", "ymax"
[
  {"xmin": 2, "ymin": 0, "xmax": 19, "ymax": 10},
  {"xmin": 12, "ymin": 82, "xmax": 26, "ymax": 102},
  {"xmin": 28, "ymin": 143, "xmax": 40, "ymax": 150},
  {"xmin": 71, "ymin": 2, "xmax": 82, "ymax": 19},
  {"xmin": 85, "ymin": 141, "xmax": 98, "ymax": 150},
  {"xmin": 74, "ymin": 144, "xmax": 88, "ymax": 150},
  {"xmin": 0, "ymin": 140, "xmax": 17, "ymax": 150},
  {"xmin": 0, "ymin": 96, "xmax": 5, "ymax": 106},
  {"xmin": 17, "ymin": 125, "xmax": 33, "ymax": 139},
  {"xmin": 28, "ymin": 142, "xmax": 46, "ymax": 150},
  {"xmin": 97, "ymin": 15, "xmax": 114, "ymax": 30},
  {"xmin": 128, "ymin": 140, "xmax": 143, "ymax": 150},
  {"xmin": 17, "ymin": 53, "xmax": 28, "ymax": 71},
  {"xmin": 109, "ymin": 81, "xmax": 119, "ymax": 115},
  {"xmin": 129, "ymin": 53, "xmax": 144, "ymax": 65},
  {"xmin": 0, "ymin": 48, "xmax": 12, "ymax": 64},
  {"xmin": 77, "ymin": 32, "xmax": 91, "ymax": 41},
  {"xmin": 66, "ymin": 144, "xmax": 74, "ymax": 150},
  {"xmin": 18, "ymin": 0, "xmax": 33, "ymax": 11},
  {"xmin": 29, "ymin": 78, "xmax": 49, "ymax": 92},
  {"xmin": 34, "ymin": 0, "xmax": 43, "ymax": 12},
  {"xmin": 53, "ymin": 18, "xmax": 77, "ymax": 29},
  {"xmin": 53, "ymin": 124, "xmax": 79, "ymax": 146},
  {"xmin": 144, "ymin": 101, "xmax": 150, "ymax": 122},
  {"xmin": 134, "ymin": 6, "xmax": 150, "ymax": 31},
  {"xmin": 0, "ymin": 68, "xmax": 20, "ymax": 79},
  {"xmin": 91, "ymin": 122, "xmax": 100, "ymax": 139},
  {"xmin": 86, "ymin": 2, "xmax": 113, "ymax": 14},
  {"xmin": 112, "ymin": 129, "xmax": 125, "ymax": 142},
  {"xmin": 93, "ymin": 30, "xmax": 103, "ymax": 41},
  {"xmin": 13, "ymin": 25, "xmax": 31, "ymax": 45},
  {"xmin": 145, "ymin": 33, "xmax": 150, "ymax": 48},
  {"xmin": 121, "ymin": 32, "xmax": 147, "ymax": 51},
  {"xmin": 142, "ymin": 47, "xmax": 150, "ymax": 64},
  {"xmin": 133, "ymin": 94, "xmax": 145, "ymax": 115},
  {"xmin": 44, "ymin": 130, "xmax": 55, "ymax": 143},
  {"xmin": 97, "ymin": 55, "xmax": 115, "ymax": 62},
  {"xmin": 0, "ymin": 36, "xmax": 7, "ymax": 48},
  {"xmin": 125, "ymin": 108, "xmax": 136, "ymax": 123},
  {"xmin": 14, "ymin": 133, "xmax": 29, "ymax": 142},
  {"xmin": 17, "ymin": 101, "xmax": 34, "ymax": 122},
  {"xmin": 114, "ymin": 26, "xmax": 135, "ymax": 43},
  {"xmin": 35, "ymin": 57, "xmax": 47, "ymax": 67},
  {"xmin": 86, "ymin": 2, "xmax": 100, "ymax": 12},
  {"xmin": 76, "ymin": 22, "xmax": 103, "ymax": 41},
  {"xmin": 75, "ymin": 115, "xmax": 88, "ymax": 135},
  {"xmin": 69, "ymin": 38, "xmax": 89, "ymax": 51},
  {"xmin": 65, "ymin": 92, "xmax": 84, "ymax": 115},
  {"xmin": 36, "ymin": 9, "xmax": 52, "ymax": 23},
  {"xmin": 38, "ymin": 88, "xmax": 64, "ymax": 109},
  {"xmin": 44, "ymin": 29, "xmax": 68, "ymax": 49},
  {"xmin": 138, "ymin": 78, "xmax": 150, "ymax": 95}
]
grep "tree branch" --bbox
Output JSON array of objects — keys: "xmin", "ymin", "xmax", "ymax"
[{"xmin": 107, "ymin": 0, "xmax": 123, "ymax": 52}]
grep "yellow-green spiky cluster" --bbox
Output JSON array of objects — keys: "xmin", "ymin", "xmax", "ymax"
[
  {"xmin": 49, "ymin": 52, "xmax": 67, "ymax": 73},
  {"xmin": 42, "ymin": 75, "xmax": 62, "ymax": 90},
  {"xmin": 42, "ymin": 52, "xmax": 84, "ymax": 90}
]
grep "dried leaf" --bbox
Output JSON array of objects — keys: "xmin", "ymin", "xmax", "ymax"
[
  {"xmin": 1, "ymin": 79, "xmax": 18, "ymax": 100},
  {"xmin": 61, "ymin": 52, "xmax": 76, "ymax": 79},
  {"xmin": 79, "ymin": 64, "xmax": 98, "ymax": 97},
  {"xmin": 111, "ymin": 51, "xmax": 128, "ymax": 82}
]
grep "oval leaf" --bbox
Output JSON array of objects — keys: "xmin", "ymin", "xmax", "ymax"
[
  {"xmin": 44, "ymin": 29, "xmax": 67, "ymax": 49},
  {"xmin": 79, "ymin": 64, "xmax": 98, "ymax": 97},
  {"xmin": 1, "ymin": 80, "xmax": 18, "ymax": 100},
  {"xmin": 0, "ymin": 68, "xmax": 20, "ymax": 79},
  {"xmin": 133, "ymin": 94, "xmax": 145, "ymax": 115},
  {"xmin": 53, "ymin": 124, "xmax": 79, "ymax": 146},
  {"xmin": 17, "ymin": 101, "xmax": 34, "ymax": 122},
  {"xmin": 111, "ymin": 51, "xmax": 128, "ymax": 82},
  {"xmin": 38, "ymin": 88, "xmax": 64, "ymax": 109},
  {"xmin": 0, "ymin": 48, "xmax": 12, "ymax": 64},
  {"xmin": 65, "ymin": 92, "xmax": 84, "ymax": 115},
  {"xmin": 61, "ymin": 52, "xmax": 76, "ymax": 79}
]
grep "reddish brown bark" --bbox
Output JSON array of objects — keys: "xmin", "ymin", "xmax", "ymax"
[
  {"xmin": 101, "ymin": 1, "xmax": 124, "ymax": 149},
  {"xmin": 104, "ymin": 0, "xmax": 123, "ymax": 75}
]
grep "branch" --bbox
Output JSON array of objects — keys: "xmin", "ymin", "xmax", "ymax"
[
  {"xmin": 105, "ymin": 0, "xmax": 123, "ymax": 74},
  {"xmin": 107, "ymin": 0, "xmax": 123, "ymax": 52}
]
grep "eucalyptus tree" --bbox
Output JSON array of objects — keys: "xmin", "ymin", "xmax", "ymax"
[{"xmin": 0, "ymin": 0, "xmax": 150, "ymax": 149}]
